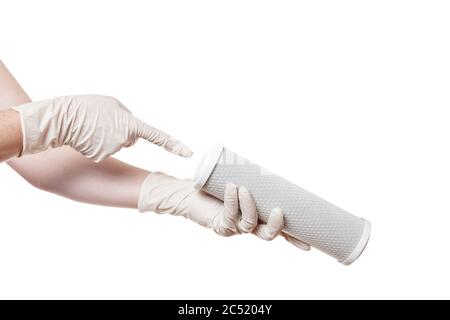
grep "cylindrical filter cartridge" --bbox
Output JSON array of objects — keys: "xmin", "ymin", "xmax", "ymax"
[{"xmin": 194, "ymin": 144, "xmax": 371, "ymax": 265}]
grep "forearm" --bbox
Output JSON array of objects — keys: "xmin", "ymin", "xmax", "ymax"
[
  {"xmin": 0, "ymin": 60, "xmax": 149, "ymax": 208},
  {"xmin": 0, "ymin": 108, "xmax": 22, "ymax": 162}
]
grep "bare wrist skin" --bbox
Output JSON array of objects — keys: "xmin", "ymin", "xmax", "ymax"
[{"xmin": 0, "ymin": 108, "xmax": 23, "ymax": 162}]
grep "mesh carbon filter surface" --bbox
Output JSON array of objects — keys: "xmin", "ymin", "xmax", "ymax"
[{"xmin": 194, "ymin": 144, "xmax": 371, "ymax": 265}]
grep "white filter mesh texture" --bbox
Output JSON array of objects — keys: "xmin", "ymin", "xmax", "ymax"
[{"xmin": 202, "ymin": 148, "xmax": 366, "ymax": 262}]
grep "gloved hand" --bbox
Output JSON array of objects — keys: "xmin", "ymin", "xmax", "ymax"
[
  {"xmin": 13, "ymin": 95, "xmax": 192, "ymax": 162},
  {"xmin": 138, "ymin": 172, "xmax": 310, "ymax": 250}
]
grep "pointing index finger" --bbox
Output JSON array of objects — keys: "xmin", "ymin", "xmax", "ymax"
[{"xmin": 136, "ymin": 119, "xmax": 193, "ymax": 158}]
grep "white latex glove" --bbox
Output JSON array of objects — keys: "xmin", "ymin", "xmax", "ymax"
[
  {"xmin": 138, "ymin": 172, "xmax": 310, "ymax": 250},
  {"xmin": 12, "ymin": 95, "xmax": 192, "ymax": 162}
]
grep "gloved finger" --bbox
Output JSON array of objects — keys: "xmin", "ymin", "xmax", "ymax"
[
  {"xmin": 237, "ymin": 187, "xmax": 258, "ymax": 233},
  {"xmin": 281, "ymin": 232, "xmax": 311, "ymax": 251},
  {"xmin": 254, "ymin": 208, "xmax": 284, "ymax": 241},
  {"xmin": 223, "ymin": 183, "xmax": 239, "ymax": 229},
  {"xmin": 133, "ymin": 118, "xmax": 193, "ymax": 158}
]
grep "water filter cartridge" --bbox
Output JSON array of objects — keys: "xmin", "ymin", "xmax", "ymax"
[{"xmin": 194, "ymin": 144, "xmax": 371, "ymax": 265}]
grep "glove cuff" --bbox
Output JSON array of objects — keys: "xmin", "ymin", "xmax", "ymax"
[
  {"xmin": 11, "ymin": 106, "xmax": 27, "ymax": 157},
  {"xmin": 138, "ymin": 172, "xmax": 196, "ymax": 215},
  {"xmin": 11, "ymin": 101, "xmax": 61, "ymax": 156}
]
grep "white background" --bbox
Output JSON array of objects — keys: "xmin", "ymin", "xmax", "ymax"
[{"xmin": 0, "ymin": 0, "xmax": 449, "ymax": 299}]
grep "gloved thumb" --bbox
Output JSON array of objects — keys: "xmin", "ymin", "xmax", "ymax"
[{"xmin": 134, "ymin": 118, "xmax": 193, "ymax": 158}]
